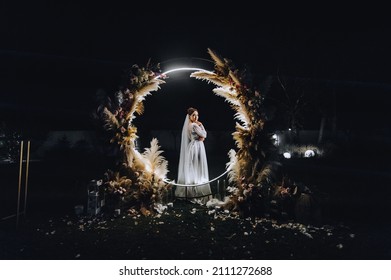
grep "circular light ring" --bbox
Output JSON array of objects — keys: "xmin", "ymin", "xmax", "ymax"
[
  {"xmin": 150, "ymin": 66, "xmax": 232, "ymax": 185},
  {"xmin": 155, "ymin": 67, "xmax": 214, "ymax": 79},
  {"xmin": 163, "ymin": 168, "xmax": 230, "ymax": 187}
]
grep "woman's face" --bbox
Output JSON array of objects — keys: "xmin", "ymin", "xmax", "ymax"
[{"xmin": 189, "ymin": 111, "xmax": 199, "ymax": 123}]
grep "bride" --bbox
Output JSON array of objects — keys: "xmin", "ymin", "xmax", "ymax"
[{"xmin": 175, "ymin": 107, "xmax": 212, "ymax": 204}]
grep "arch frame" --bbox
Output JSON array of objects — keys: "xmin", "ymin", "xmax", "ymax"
[{"xmin": 99, "ymin": 48, "xmax": 275, "ymax": 216}]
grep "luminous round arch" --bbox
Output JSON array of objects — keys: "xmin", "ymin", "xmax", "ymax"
[
  {"xmin": 150, "ymin": 66, "xmax": 232, "ymax": 187},
  {"xmin": 102, "ymin": 49, "xmax": 268, "ymax": 215},
  {"xmin": 156, "ymin": 67, "xmax": 214, "ymax": 78}
]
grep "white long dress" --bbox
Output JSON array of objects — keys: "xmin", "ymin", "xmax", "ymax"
[{"xmin": 175, "ymin": 120, "xmax": 212, "ymax": 204}]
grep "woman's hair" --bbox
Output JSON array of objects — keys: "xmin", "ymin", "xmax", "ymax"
[{"xmin": 187, "ymin": 107, "xmax": 198, "ymax": 116}]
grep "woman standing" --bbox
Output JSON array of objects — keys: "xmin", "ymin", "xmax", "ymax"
[{"xmin": 175, "ymin": 107, "xmax": 212, "ymax": 204}]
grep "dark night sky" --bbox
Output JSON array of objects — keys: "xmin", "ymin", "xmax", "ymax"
[{"xmin": 1, "ymin": 3, "xmax": 390, "ymax": 135}]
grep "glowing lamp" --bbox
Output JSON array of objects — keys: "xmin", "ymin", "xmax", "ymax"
[
  {"xmin": 283, "ymin": 152, "xmax": 291, "ymax": 159},
  {"xmin": 304, "ymin": 149, "xmax": 315, "ymax": 158}
]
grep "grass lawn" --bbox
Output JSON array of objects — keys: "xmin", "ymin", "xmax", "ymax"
[
  {"xmin": 1, "ymin": 198, "xmax": 388, "ymax": 260},
  {"xmin": 1, "ymin": 152, "xmax": 391, "ymax": 260}
]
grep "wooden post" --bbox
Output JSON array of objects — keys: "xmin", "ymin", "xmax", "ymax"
[
  {"xmin": 23, "ymin": 141, "xmax": 31, "ymax": 217},
  {"xmin": 16, "ymin": 141, "xmax": 24, "ymax": 228},
  {"xmin": 216, "ymin": 179, "xmax": 220, "ymax": 200}
]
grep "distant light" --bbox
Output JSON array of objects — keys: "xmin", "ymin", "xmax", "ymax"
[
  {"xmin": 304, "ymin": 149, "xmax": 315, "ymax": 158},
  {"xmin": 288, "ymin": 128, "xmax": 292, "ymax": 131},
  {"xmin": 155, "ymin": 67, "xmax": 214, "ymax": 79},
  {"xmin": 271, "ymin": 133, "xmax": 279, "ymax": 146},
  {"xmin": 283, "ymin": 152, "xmax": 291, "ymax": 159}
]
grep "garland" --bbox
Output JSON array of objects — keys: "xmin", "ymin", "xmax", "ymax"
[
  {"xmin": 98, "ymin": 50, "xmax": 279, "ymax": 218},
  {"xmin": 99, "ymin": 62, "xmax": 171, "ymax": 215},
  {"xmin": 191, "ymin": 48, "xmax": 278, "ymax": 217}
]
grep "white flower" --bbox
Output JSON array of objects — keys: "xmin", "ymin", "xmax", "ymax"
[{"xmin": 154, "ymin": 203, "xmax": 167, "ymax": 214}]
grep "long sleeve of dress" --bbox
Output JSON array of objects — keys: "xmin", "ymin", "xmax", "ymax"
[{"xmin": 192, "ymin": 123, "xmax": 207, "ymax": 138}]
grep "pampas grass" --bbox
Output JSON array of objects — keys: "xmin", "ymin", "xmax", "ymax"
[
  {"xmin": 141, "ymin": 138, "xmax": 169, "ymax": 180},
  {"xmin": 102, "ymin": 107, "xmax": 120, "ymax": 131},
  {"xmin": 190, "ymin": 71, "xmax": 226, "ymax": 87},
  {"xmin": 207, "ymin": 47, "xmax": 225, "ymax": 68},
  {"xmin": 227, "ymin": 149, "xmax": 240, "ymax": 184},
  {"xmin": 98, "ymin": 62, "xmax": 173, "ymax": 215},
  {"xmin": 213, "ymin": 86, "xmax": 240, "ymax": 106},
  {"xmin": 126, "ymin": 79, "xmax": 165, "ymax": 123},
  {"xmin": 189, "ymin": 49, "xmax": 281, "ymax": 217}
]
